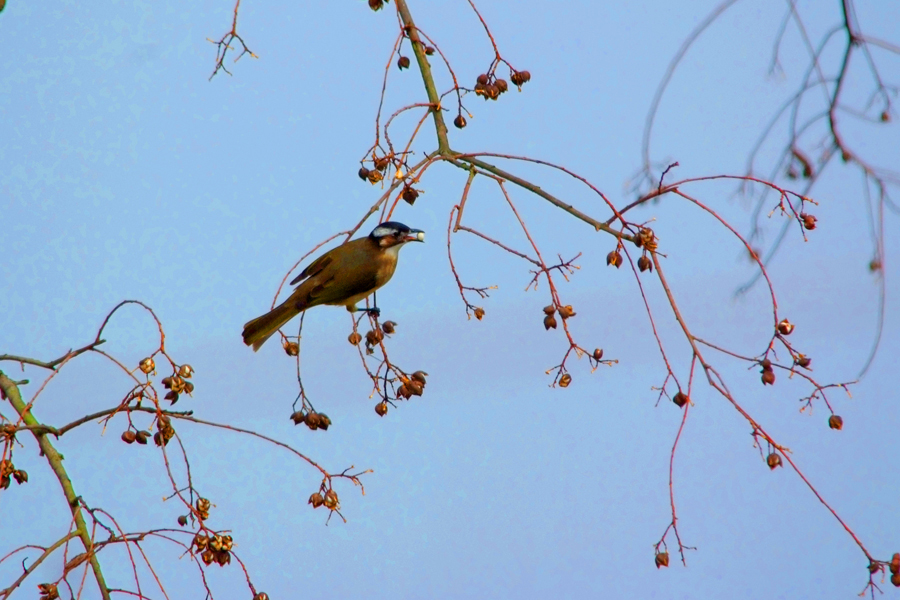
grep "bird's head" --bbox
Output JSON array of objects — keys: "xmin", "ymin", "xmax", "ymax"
[{"xmin": 369, "ymin": 221, "xmax": 425, "ymax": 249}]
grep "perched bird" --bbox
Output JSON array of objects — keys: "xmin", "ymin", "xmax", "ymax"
[{"xmin": 242, "ymin": 221, "xmax": 425, "ymax": 351}]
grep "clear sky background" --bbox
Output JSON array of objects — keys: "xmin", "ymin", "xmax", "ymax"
[{"xmin": 2, "ymin": 1, "xmax": 899, "ymax": 599}]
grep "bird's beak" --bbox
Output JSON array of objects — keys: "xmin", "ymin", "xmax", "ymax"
[{"xmin": 405, "ymin": 230, "xmax": 425, "ymax": 243}]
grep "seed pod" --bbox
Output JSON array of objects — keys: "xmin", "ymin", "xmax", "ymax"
[
  {"xmin": 178, "ymin": 364, "xmax": 194, "ymax": 378},
  {"xmin": 407, "ymin": 381, "xmax": 424, "ymax": 396},
  {"xmin": 348, "ymin": 331, "xmax": 363, "ymax": 345},
  {"xmin": 543, "ymin": 305, "xmax": 556, "ymax": 315},
  {"xmin": 558, "ymin": 305, "xmax": 575, "ymax": 319},
  {"xmin": 165, "ymin": 391, "xmax": 179, "ymax": 404},
  {"xmin": 209, "ymin": 535, "xmax": 223, "ymax": 552},
  {"xmin": 291, "ymin": 411, "xmax": 305, "ymax": 425},
  {"xmin": 13, "ymin": 469, "xmax": 27, "ymax": 484},
  {"xmin": 672, "ymin": 392, "xmax": 688, "ymax": 408},
  {"xmin": 559, "ymin": 373, "xmax": 572, "ymax": 388},
  {"xmin": 474, "ymin": 82, "xmax": 486, "ymax": 97},
  {"xmin": 135, "ymin": 430, "xmax": 150, "ymax": 445},
  {"xmin": 324, "ymin": 489, "xmax": 339, "ymax": 509},
  {"xmin": 402, "ymin": 187, "xmax": 419, "ymax": 205},
  {"xmin": 543, "ymin": 314, "xmax": 558, "ymax": 330},
  {"xmin": 183, "ymin": 381, "xmax": 194, "ymax": 394},
  {"xmin": 196, "ymin": 497, "xmax": 211, "ymax": 513},
  {"xmin": 193, "ymin": 533, "xmax": 208, "ymax": 550},
  {"xmin": 881, "ymin": 111, "xmax": 891, "ymax": 123},
  {"xmin": 178, "ymin": 515, "xmax": 188, "ymax": 526},
  {"xmin": 216, "ymin": 550, "xmax": 231, "ymax": 566},
  {"xmin": 411, "ymin": 371, "xmax": 427, "ymax": 385},
  {"xmin": 382, "ymin": 321, "xmax": 397, "ymax": 334},
  {"xmin": 637, "ymin": 255, "xmax": 652, "ymax": 272},
  {"xmin": 318, "ymin": 414, "xmax": 332, "ymax": 431},
  {"xmin": 139, "ymin": 357, "xmax": 155, "ymax": 374},
  {"xmin": 828, "ymin": 415, "xmax": 843, "ymax": 430},
  {"xmin": 474, "ymin": 307, "xmax": 485, "ymax": 320},
  {"xmin": 777, "ymin": 319, "xmax": 794, "ymax": 335},
  {"xmin": 309, "ymin": 492, "xmax": 325, "ymax": 508},
  {"xmin": 484, "ymin": 84, "xmax": 499, "ymax": 100},
  {"xmin": 397, "ymin": 56, "xmax": 410, "ymax": 70},
  {"xmin": 358, "ymin": 166, "xmax": 371, "ymax": 181},
  {"xmin": 655, "ymin": 551, "xmax": 669, "ymax": 568},
  {"xmin": 0, "ymin": 475, "xmax": 9, "ymax": 490},
  {"xmin": 766, "ymin": 453, "xmax": 782, "ymax": 469},
  {"xmin": 606, "ymin": 250, "xmax": 622, "ymax": 268},
  {"xmin": 869, "ymin": 561, "xmax": 881, "ymax": 574},
  {"xmin": 476, "ymin": 73, "xmax": 489, "ymax": 86},
  {"xmin": 365, "ymin": 329, "xmax": 380, "ymax": 346},
  {"xmin": 161, "ymin": 376, "xmax": 173, "ymax": 388},
  {"xmin": 367, "ymin": 170, "xmax": 384, "ymax": 184},
  {"xmin": 305, "ymin": 412, "xmax": 321, "ymax": 430},
  {"xmin": 801, "ymin": 214, "xmax": 817, "ymax": 230},
  {"xmin": 397, "ymin": 384, "xmax": 412, "ymax": 399},
  {"xmin": 495, "ymin": 78, "xmax": 508, "ymax": 93},
  {"xmin": 425, "ymin": 46, "xmax": 435, "ymax": 55},
  {"xmin": 891, "ymin": 573, "xmax": 900, "ymax": 588},
  {"xmin": 122, "ymin": 430, "xmax": 137, "ymax": 444},
  {"xmin": 368, "ymin": 0, "xmax": 384, "ymax": 11},
  {"xmin": 795, "ymin": 355, "xmax": 811, "ymax": 368},
  {"xmin": 453, "ymin": 114, "xmax": 467, "ymax": 129},
  {"xmin": 760, "ymin": 358, "xmax": 772, "ymax": 371},
  {"xmin": 375, "ymin": 402, "xmax": 388, "ymax": 416},
  {"xmin": 592, "ymin": 348, "xmax": 604, "ymax": 361},
  {"xmin": 170, "ymin": 376, "xmax": 185, "ymax": 393},
  {"xmin": 373, "ymin": 156, "xmax": 390, "ymax": 171},
  {"xmin": 201, "ymin": 549, "xmax": 214, "ymax": 565},
  {"xmin": 890, "ymin": 553, "xmax": 900, "ymax": 574},
  {"xmin": 762, "ymin": 370, "xmax": 776, "ymax": 386}
]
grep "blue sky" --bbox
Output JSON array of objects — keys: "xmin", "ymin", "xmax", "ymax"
[{"xmin": 1, "ymin": 1, "xmax": 899, "ymax": 598}]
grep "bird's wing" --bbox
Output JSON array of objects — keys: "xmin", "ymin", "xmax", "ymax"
[
  {"xmin": 306, "ymin": 266, "xmax": 380, "ymax": 306},
  {"xmin": 290, "ymin": 253, "xmax": 334, "ymax": 285}
]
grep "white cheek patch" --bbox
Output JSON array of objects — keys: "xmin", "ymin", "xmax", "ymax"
[{"xmin": 372, "ymin": 226, "xmax": 397, "ymax": 239}]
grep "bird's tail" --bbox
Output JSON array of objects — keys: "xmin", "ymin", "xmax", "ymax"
[{"xmin": 242, "ymin": 302, "xmax": 300, "ymax": 352}]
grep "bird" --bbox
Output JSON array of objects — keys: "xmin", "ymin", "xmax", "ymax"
[{"xmin": 242, "ymin": 221, "xmax": 425, "ymax": 351}]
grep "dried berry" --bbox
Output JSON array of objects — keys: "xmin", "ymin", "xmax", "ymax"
[
  {"xmin": 348, "ymin": 331, "xmax": 363, "ymax": 345},
  {"xmin": 891, "ymin": 573, "xmax": 900, "ymax": 588},
  {"xmin": 164, "ymin": 390, "xmax": 179, "ymax": 404},
  {"xmin": 476, "ymin": 73, "xmax": 489, "ymax": 86},
  {"xmin": 318, "ymin": 414, "xmax": 332, "ymax": 431},
  {"xmin": 543, "ymin": 314, "xmax": 558, "ymax": 330},
  {"xmin": 760, "ymin": 358, "xmax": 772, "ymax": 370},
  {"xmin": 801, "ymin": 213, "xmax": 817, "ymax": 230},
  {"xmin": 592, "ymin": 348, "xmax": 604, "ymax": 361},
  {"xmin": 655, "ymin": 551, "xmax": 669, "ymax": 568},
  {"xmin": 543, "ymin": 305, "xmax": 556, "ymax": 315},
  {"xmin": 637, "ymin": 255, "xmax": 652, "ymax": 272},
  {"xmin": 324, "ymin": 489, "xmax": 339, "ymax": 509},
  {"xmin": 139, "ymin": 357, "xmax": 155, "ymax": 375},
  {"xmin": 558, "ymin": 373, "xmax": 572, "ymax": 388},
  {"xmin": 397, "ymin": 56, "xmax": 410, "ymax": 70},
  {"xmin": 367, "ymin": 170, "xmax": 384, "ymax": 184},
  {"xmin": 365, "ymin": 329, "xmax": 384, "ymax": 346},
  {"xmin": 382, "ymin": 321, "xmax": 397, "ymax": 334},
  {"xmin": 284, "ymin": 341, "xmax": 300, "ymax": 356},
  {"xmin": 411, "ymin": 371, "xmax": 427, "ymax": 385},
  {"xmin": 762, "ymin": 370, "xmax": 776, "ymax": 386},
  {"xmin": 484, "ymin": 84, "xmax": 499, "ymax": 100},
  {"xmin": 135, "ymin": 430, "xmax": 150, "ymax": 445},
  {"xmin": 201, "ymin": 549, "xmax": 214, "ymax": 565},
  {"xmin": 309, "ymin": 492, "xmax": 325, "ymax": 508},
  {"xmin": 402, "ymin": 187, "xmax": 419, "ymax": 205},
  {"xmin": 358, "ymin": 166, "xmax": 371, "ymax": 181},
  {"xmin": 558, "ymin": 305, "xmax": 575, "ymax": 319},
  {"xmin": 121, "ymin": 430, "xmax": 137, "ymax": 444},
  {"xmin": 375, "ymin": 402, "xmax": 388, "ymax": 416},
  {"xmin": 606, "ymin": 250, "xmax": 623, "ymax": 268},
  {"xmin": 890, "ymin": 553, "xmax": 900, "ymax": 575},
  {"xmin": 495, "ymin": 78, "xmax": 508, "ymax": 93},
  {"xmin": 672, "ymin": 392, "xmax": 688, "ymax": 408},
  {"xmin": 193, "ymin": 533, "xmax": 209, "ymax": 550},
  {"xmin": 13, "ymin": 469, "xmax": 27, "ymax": 484},
  {"xmin": 766, "ymin": 453, "xmax": 782, "ymax": 469},
  {"xmin": 305, "ymin": 412, "xmax": 322, "ymax": 430},
  {"xmin": 474, "ymin": 307, "xmax": 485, "ymax": 321},
  {"xmin": 291, "ymin": 411, "xmax": 305, "ymax": 425},
  {"xmin": 424, "ymin": 46, "xmax": 435, "ymax": 56},
  {"xmin": 795, "ymin": 355, "xmax": 811, "ymax": 368},
  {"xmin": 177, "ymin": 515, "xmax": 188, "ymax": 526},
  {"xmin": 869, "ymin": 561, "xmax": 881, "ymax": 574},
  {"xmin": 510, "ymin": 70, "xmax": 531, "ymax": 87},
  {"xmin": 368, "ymin": 0, "xmax": 384, "ymax": 11},
  {"xmin": 777, "ymin": 319, "xmax": 794, "ymax": 335},
  {"xmin": 828, "ymin": 415, "xmax": 843, "ymax": 430},
  {"xmin": 453, "ymin": 114, "xmax": 467, "ymax": 129},
  {"xmin": 397, "ymin": 384, "xmax": 411, "ymax": 399},
  {"xmin": 178, "ymin": 364, "xmax": 194, "ymax": 378}
]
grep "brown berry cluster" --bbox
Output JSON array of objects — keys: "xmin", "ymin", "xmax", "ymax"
[
  {"xmin": 509, "ymin": 70, "xmax": 532, "ymax": 89},
  {"xmin": 474, "ymin": 72, "xmax": 511, "ymax": 101},
  {"xmin": 357, "ymin": 154, "xmax": 392, "ymax": 185},
  {"xmin": 121, "ymin": 429, "xmax": 150, "ymax": 445},
  {"xmin": 542, "ymin": 304, "xmax": 576, "ymax": 330},
  {"xmin": 799, "ymin": 213, "xmax": 817, "ymax": 230},
  {"xmin": 38, "ymin": 583, "xmax": 60, "ymax": 600},
  {"xmin": 889, "ymin": 553, "xmax": 900, "ymax": 587},
  {"xmin": 0, "ymin": 458, "xmax": 28, "ymax": 489},
  {"xmin": 195, "ymin": 497, "xmax": 212, "ymax": 520},
  {"xmin": 760, "ymin": 358, "xmax": 776, "ymax": 386},
  {"xmin": 154, "ymin": 415, "xmax": 175, "ymax": 447},
  {"xmin": 161, "ymin": 364, "xmax": 195, "ymax": 405},
  {"xmin": 193, "ymin": 531, "xmax": 234, "ymax": 566},
  {"xmin": 634, "ymin": 228, "xmax": 656, "ymax": 272},
  {"xmin": 308, "ymin": 488, "xmax": 340, "ymax": 511},
  {"xmin": 397, "ymin": 371, "xmax": 427, "ymax": 400},
  {"xmin": 290, "ymin": 410, "xmax": 332, "ymax": 431}
]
